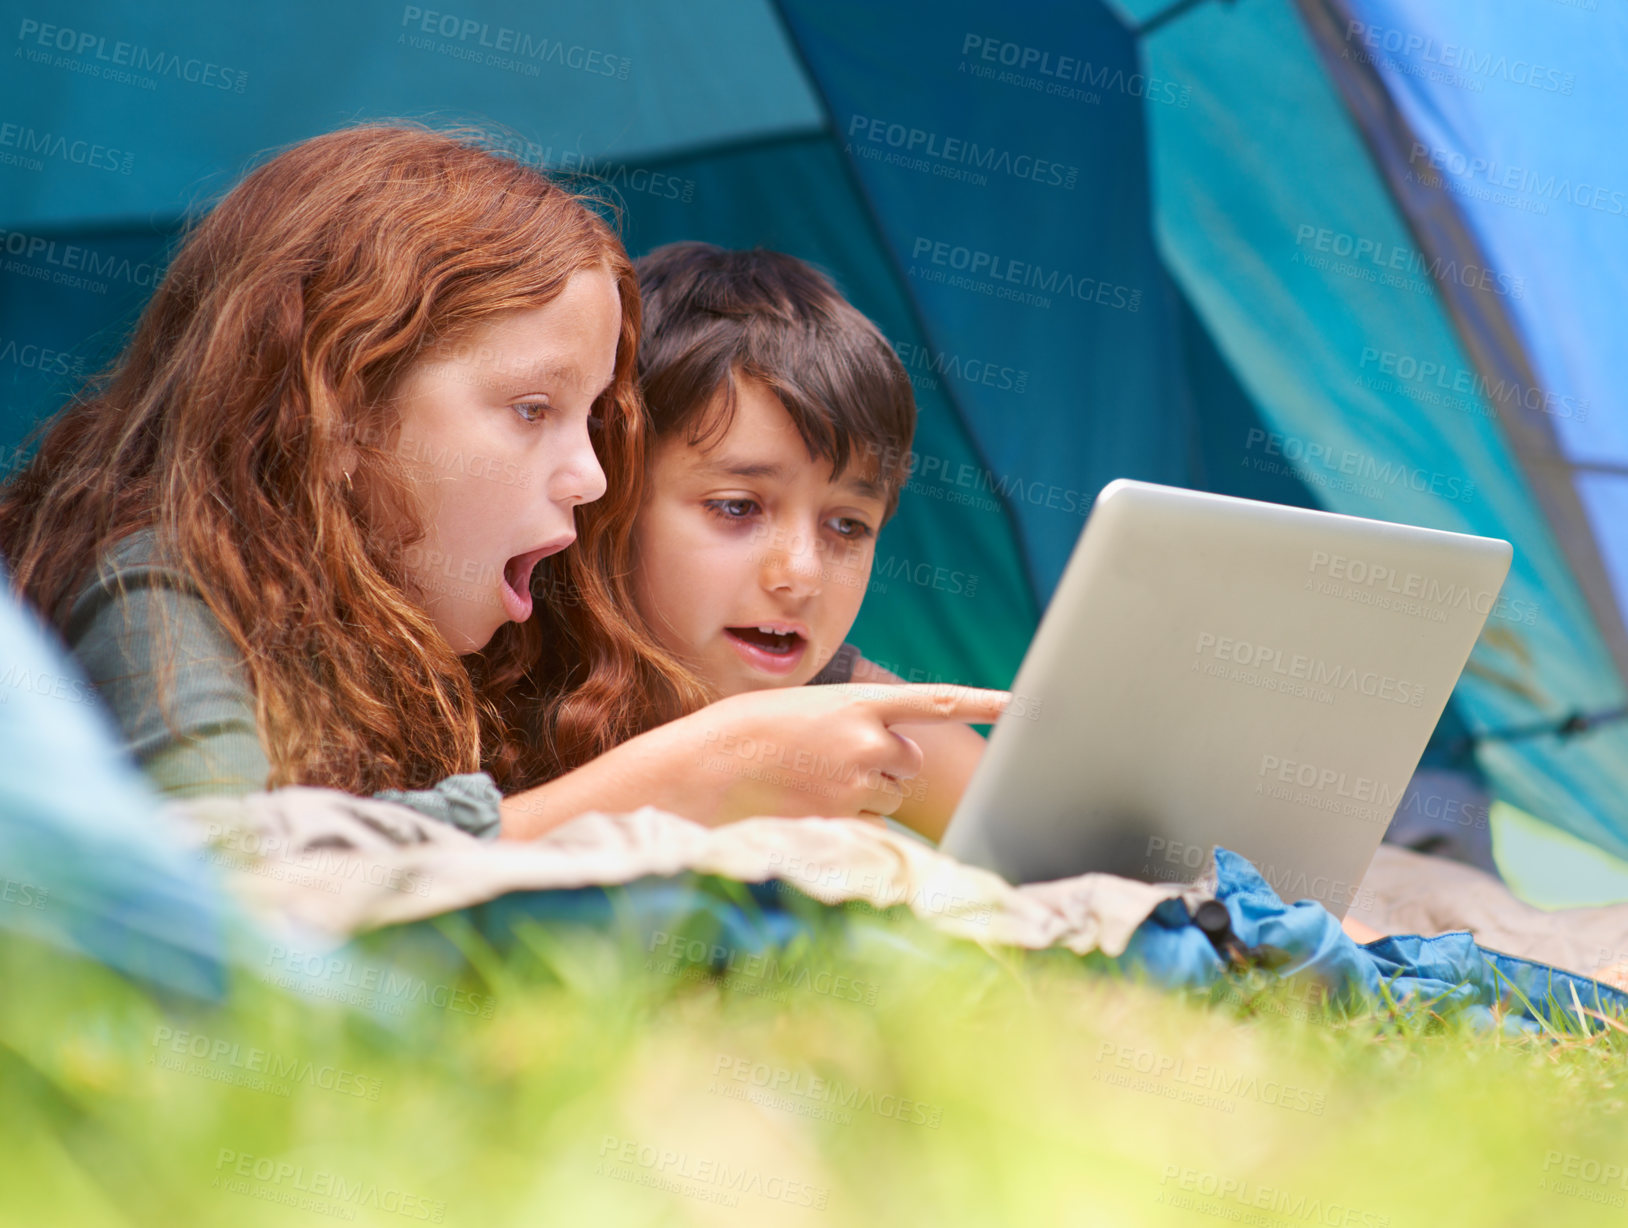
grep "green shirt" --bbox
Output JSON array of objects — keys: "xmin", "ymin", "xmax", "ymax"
[{"xmin": 63, "ymin": 528, "xmax": 502, "ymax": 839}]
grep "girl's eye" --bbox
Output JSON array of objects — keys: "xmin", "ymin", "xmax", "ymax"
[
  {"xmin": 704, "ymin": 498, "xmax": 760, "ymax": 521},
  {"xmin": 828, "ymin": 517, "xmax": 875, "ymax": 540},
  {"xmin": 513, "ymin": 399, "xmax": 551, "ymax": 424}
]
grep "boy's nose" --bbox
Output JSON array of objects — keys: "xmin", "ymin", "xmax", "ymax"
[{"xmin": 763, "ymin": 526, "xmax": 823, "ymax": 597}]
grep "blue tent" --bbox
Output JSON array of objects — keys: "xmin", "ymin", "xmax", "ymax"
[{"xmin": 4, "ymin": 0, "xmax": 1626, "ymax": 886}]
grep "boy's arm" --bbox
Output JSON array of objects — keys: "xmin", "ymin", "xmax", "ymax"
[{"xmin": 849, "ymin": 655, "xmax": 988, "ymax": 842}]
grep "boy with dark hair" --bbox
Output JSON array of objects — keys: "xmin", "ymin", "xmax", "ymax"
[{"xmin": 630, "ymin": 242, "xmax": 983, "ymax": 840}]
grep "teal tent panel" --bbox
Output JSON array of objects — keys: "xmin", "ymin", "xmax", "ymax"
[
  {"xmin": 1133, "ymin": 0, "xmax": 1628, "ymax": 856},
  {"xmin": 617, "ymin": 133, "xmax": 1038, "ymax": 690},
  {"xmin": 0, "ymin": 224, "xmax": 171, "ymax": 453},
  {"xmin": 779, "ymin": 0, "xmax": 1191, "ymax": 605},
  {"xmin": 1315, "ymin": 0, "xmax": 1628, "ymax": 743},
  {"xmin": 0, "ymin": 0, "xmax": 824, "ymax": 228}
]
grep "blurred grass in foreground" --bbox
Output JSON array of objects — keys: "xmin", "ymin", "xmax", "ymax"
[{"xmin": 3, "ymin": 893, "xmax": 1626, "ymax": 1228}]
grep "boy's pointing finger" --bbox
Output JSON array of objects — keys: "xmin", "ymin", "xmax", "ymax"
[{"xmin": 841, "ymin": 683, "xmax": 1011, "ymax": 725}]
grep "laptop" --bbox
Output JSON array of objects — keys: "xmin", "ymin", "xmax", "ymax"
[{"xmin": 937, "ymin": 479, "xmax": 1512, "ymax": 918}]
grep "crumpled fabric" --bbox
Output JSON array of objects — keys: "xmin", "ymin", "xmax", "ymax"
[
  {"xmin": 168, "ymin": 786, "xmax": 1206, "ymax": 958},
  {"xmin": 166, "ymin": 788, "xmax": 1628, "ymax": 1032},
  {"xmin": 372, "ymin": 772, "xmax": 504, "ymax": 841}
]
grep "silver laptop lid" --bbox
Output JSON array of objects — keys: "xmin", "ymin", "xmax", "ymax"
[{"xmin": 939, "ymin": 480, "xmax": 1512, "ymax": 917}]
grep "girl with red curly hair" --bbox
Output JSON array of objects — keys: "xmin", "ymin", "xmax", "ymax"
[{"xmin": 0, "ymin": 124, "xmax": 1003, "ymax": 839}]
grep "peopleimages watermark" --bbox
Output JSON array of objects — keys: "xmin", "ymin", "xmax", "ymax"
[
  {"xmin": 1241, "ymin": 427, "xmax": 1476, "ymax": 505},
  {"xmin": 1156, "ymin": 1165, "xmax": 1390, "ymax": 1226},
  {"xmin": 710, "ymin": 1052, "xmax": 944, "ymax": 1127},
  {"xmin": 0, "ymin": 227, "xmax": 164, "ymax": 296},
  {"xmin": 1306, "ymin": 549, "xmax": 1538, "ymax": 627},
  {"xmin": 909, "ymin": 236, "xmax": 1141, "ymax": 312},
  {"xmin": 0, "ymin": 876, "xmax": 49, "ymax": 911},
  {"xmin": 398, "ymin": 6, "xmax": 630, "ymax": 80},
  {"xmin": 213, "ymin": 1150, "xmax": 445, "ymax": 1222},
  {"xmin": 1250, "ymin": 768, "xmax": 1394, "ymax": 829},
  {"xmin": 0, "ymin": 119, "xmax": 132, "ymax": 174},
  {"xmin": 869, "ymin": 552, "xmax": 978, "ymax": 598},
  {"xmin": 14, "ymin": 17, "xmax": 248, "ymax": 93},
  {"xmin": 263, "ymin": 947, "xmax": 496, "ymax": 1018},
  {"xmin": 1145, "ymin": 837, "xmax": 1381, "ymax": 909},
  {"xmin": 1256, "ymin": 753, "xmax": 1403, "ymax": 813},
  {"xmin": 199, "ymin": 823, "xmax": 433, "ymax": 899},
  {"xmin": 888, "ymin": 337, "xmax": 1029, "ymax": 395},
  {"xmin": 151, "ymin": 1026, "xmax": 382, "ymax": 1101},
  {"xmin": 461, "ymin": 136, "xmax": 692, "ymax": 207},
  {"xmin": 645, "ymin": 930, "xmax": 882, "ymax": 1006},
  {"xmin": 544, "ymin": 147, "xmax": 694, "ymax": 203},
  {"xmin": 846, "ymin": 114, "xmax": 1078, "ymax": 190},
  {"xmin": 1343, "ymin": 20, "xmax": 1575, "ymax": 95},
  {"xmin": 595, "ymin": 1136, "xmax": 828, "ymax": 1210},
  {"xmin": 0, "ymin": 333, "xmax": 92, "ymax": 378},
  {"xmin": 1292, "ymin": 224, "xmax": 1525, "ymax": 299},
  {"xmin": 1394, "ymin": 783, "xmax": 1490, "ymax": 833},
  {"xmin": 1211, "ymin": 975, "xmax": 1332, "ymax": 1024},
  {"xmin": 763, "ymin": 851, "xmax": 994, "ymax": 927},
  {"xmin": 1539, "ymin": 1151, "xmax": 1628, "ymax": 1210},
  {"xmin": 1405, "ymin": 143, "xmax": 1628, "ymax": 219},
  {"xmin": 740, "ymin": 523, "xmax": 869, "ymax": 593},
  {"xmin": 1095, "ymin": 1041, "xmax": 1327, "ymax": 1116},
  {"xmin": 1356, "ymin": 347, "xmax": 1586, "ymax": 422},
  {"xmin": 959, "ymin": 33, "xmax": 1190, "ymax": 107},
  {"xmin": 1192, "ymin": 630, "xmax": 1428, "ymax": 708},
  {"xmin": 861, "ymin": 440, "xmax": 1092, "ymax": 519},
  {"xmin": 0, "ymin": 662, "xmax": 100, "ymax": 708}
]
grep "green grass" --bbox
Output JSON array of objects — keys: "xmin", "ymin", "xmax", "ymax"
[{"xmin": 4, "ymin": 898, "xmax": 1627, "ymax": 1228}]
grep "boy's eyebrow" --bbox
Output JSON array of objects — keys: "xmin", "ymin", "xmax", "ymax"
[
  {"xmin": 700, "ymin": 457, "xmax": 786, "ymax": 481},
  {"xmin": 698, "ymin": 456, "xmax": 888, "ymax": 500},
  {"xmin": 840, "ymin": 473, "xmax": 887, "ymax": 499}
]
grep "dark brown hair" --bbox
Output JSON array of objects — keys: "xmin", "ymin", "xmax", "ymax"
[
  {"xmin": 0, "ymin": 123, "xmax": 708, "ymax": 795},
  {"xmin": 633, "ymin": 243, "xmax": 915, "ymax": 518}
]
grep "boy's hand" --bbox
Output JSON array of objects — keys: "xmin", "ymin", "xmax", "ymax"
[{"xmin": 676, "ymin": 683, "xmax": 1009, "ymax": 825}]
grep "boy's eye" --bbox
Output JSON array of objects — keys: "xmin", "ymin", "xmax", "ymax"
[
  {"xmin": 704, "ymin": 498, "xmax": 760, "ymax": 521},
  {"xmin": 828, "ymin": 517, "xmax": 874, "ymax": 540},
  {"xmin": 513, "ymin": 398, "xmax": 551, "ymax": 424}
]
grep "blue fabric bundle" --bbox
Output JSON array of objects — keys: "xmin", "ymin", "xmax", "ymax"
[{"xmin": 1124, "ymin": 849, "xmax": 1628, "ymax": 1033}]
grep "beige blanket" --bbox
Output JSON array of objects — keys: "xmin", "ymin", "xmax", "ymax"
[
  {"xmin": 173, "ymin": 788, "xmax": 1628, "ymax": 987},
  {"xmin": 174, "ymin": 787, "xmax": 1209, "ymax": 959},
  {"xmin": 1351, "ymin": 844, "xmax": 1628, "ymax": 988}
]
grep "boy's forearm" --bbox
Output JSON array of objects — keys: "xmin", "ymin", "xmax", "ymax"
[{"xmin": 496, "ymin": 722, "xmax": 714, "ymax": 840}]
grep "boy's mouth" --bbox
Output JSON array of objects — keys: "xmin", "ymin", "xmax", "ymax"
[{"xmin": 724, "ymin": 624, "xmax": 809, "ymax": 676}]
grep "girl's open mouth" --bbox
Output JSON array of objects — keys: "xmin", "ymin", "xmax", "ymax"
[
  {"xmin": 499, "ymin": 537, "xmax": 574, "ymax": 623},
  {"xmin": 724, "ymin": 625, "xmax": 808, "ymax": 675}
]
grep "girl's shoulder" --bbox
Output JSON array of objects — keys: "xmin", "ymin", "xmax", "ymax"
[
  {"xmin": 65, "ymin": 526, "xmax": 198, "ymax": 634},
  {"xmin": 62, "ymin": 525, "xmax": 270, "ymax": 798}
]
